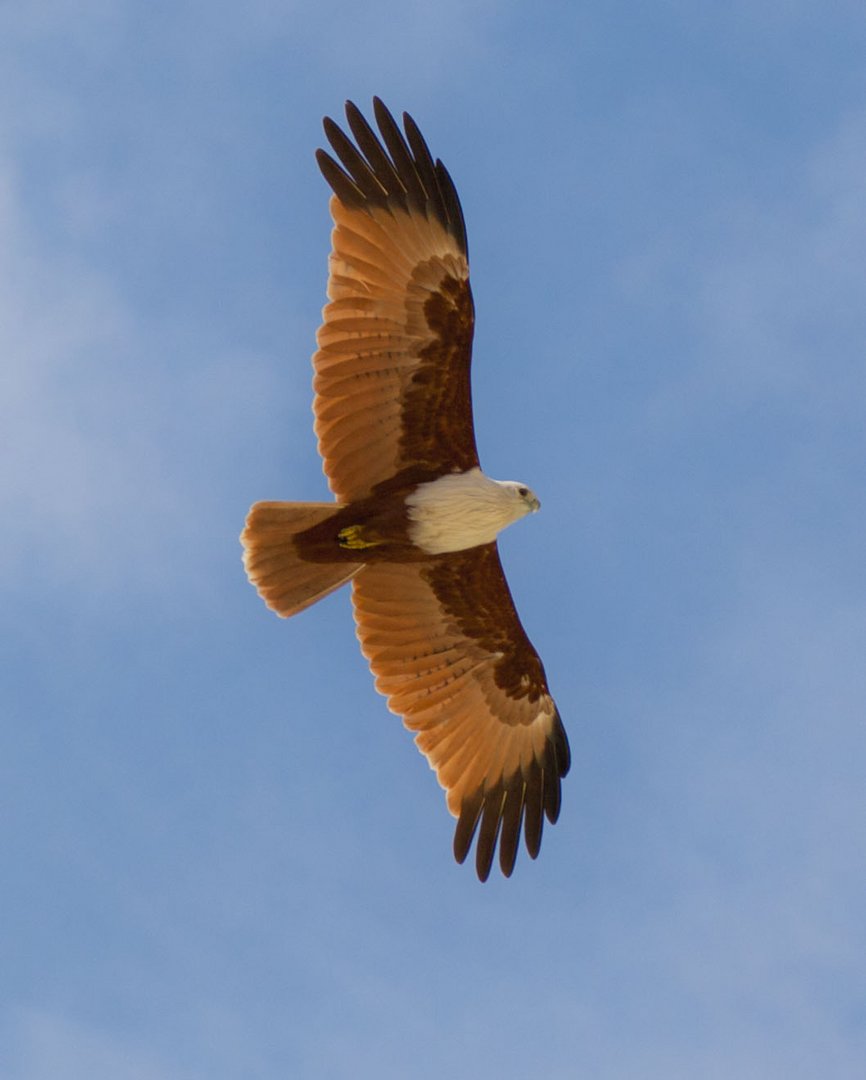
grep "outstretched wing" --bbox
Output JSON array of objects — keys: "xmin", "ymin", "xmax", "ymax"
[
  {"xmin": 352, "ymin": 544, "xmax": 570, "ymax": 881},
  {"xmin": 313, "ymin": 98, "xmax": 477, "ymax": 503}
]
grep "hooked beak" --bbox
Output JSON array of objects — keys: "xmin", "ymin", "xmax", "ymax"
[{"xmin": 528, "ymin": 494, "xmax": 541, "ymax": 513}]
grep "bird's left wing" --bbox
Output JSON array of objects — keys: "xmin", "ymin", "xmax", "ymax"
[
  {"xmin": 313, "ymin": 98, "xmax": 478, "ymax": 503},
  {"xmin": 352, "ymin": 544, "xmax": 570, "ymax": 881}
]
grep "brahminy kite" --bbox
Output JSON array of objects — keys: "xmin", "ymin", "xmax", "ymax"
[{"xmin": 242, "ymin": 99, "xmax": 570, "ymax": 880}]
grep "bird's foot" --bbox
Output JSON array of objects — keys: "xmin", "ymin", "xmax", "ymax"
[{"xmin": 338, "ymin": 525, "xmax": 381, "ymax": 550}]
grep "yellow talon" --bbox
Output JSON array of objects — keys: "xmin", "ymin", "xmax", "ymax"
[{"xmin": 338, "ymin": 525, "xmax": 381, "ymax": 550}]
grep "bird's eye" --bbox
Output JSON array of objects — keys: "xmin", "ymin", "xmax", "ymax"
[{"xmin": 518, "ymin": 487, "xmax": 528, "ymax": 497}]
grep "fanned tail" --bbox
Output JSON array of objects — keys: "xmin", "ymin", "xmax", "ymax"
[{"xmin": 241, "ymin": 502, "xmax": 360, "ymax": 617}]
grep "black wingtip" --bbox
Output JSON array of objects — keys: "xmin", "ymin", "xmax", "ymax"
[
  {"xmin": 475, "ymin": 796, "xmax": 503, "ymax": 882},
  {"xmin": 523, "ymin": 771, "xmax": 545, "ymax": 860},
  {"xmin": 316, "ymin": 97, "xmax": 468, "ymax": 255},
  {"xmin": 451, "ymin": 705, "xmax": 570, "ymax": 878},
  {"xmin": 315, "ymin": 147, "xmax": 366, "ymax": 209},
  {"xmin": 554, "ymin": 710, "xmax": 572, "ymax": 778},
  {"xmin": 453, "ymin": 791, "xmax": 483, "ymax": 865},
  {"xmin": 497, "ymin": 776, "xmax": 525, "ymax": 877}
]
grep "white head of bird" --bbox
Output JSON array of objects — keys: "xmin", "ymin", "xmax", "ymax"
[{"xmin": 405, "ymin": 467, "xmax": 541, "ymax": 555}]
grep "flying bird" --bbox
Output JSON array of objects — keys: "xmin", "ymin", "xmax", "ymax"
[{"xmin": 241, "ymin": 98, "xmax": 570, "ymax": 881}]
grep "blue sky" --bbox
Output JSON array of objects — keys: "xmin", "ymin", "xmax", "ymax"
[{"xmin": 2, "ymin": 2, "xmax": 865, "ymax": 1077}]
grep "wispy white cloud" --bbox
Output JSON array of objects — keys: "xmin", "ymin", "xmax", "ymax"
[
  {"xmin": 0, "ymin": 165, "xmax": 130, "ymax": 566},
  {"xmin": 3, "ymin": 1008, "xmax": 188, "ymax": 1080},
  {"xmin": 0, "ymin": 157, "xmax": 287, "ymax": 603}
]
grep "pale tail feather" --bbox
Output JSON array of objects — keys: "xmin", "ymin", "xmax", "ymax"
[{"xmin": 241, "ymin": 501, "xmax": 360, "ymax": 617}]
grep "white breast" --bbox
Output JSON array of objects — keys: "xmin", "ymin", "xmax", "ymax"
[{"xmin": 405, "ymin": 468, "xmax": 529, "ymax": 555}]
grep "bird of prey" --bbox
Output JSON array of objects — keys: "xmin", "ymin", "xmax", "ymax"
[{"xmin": 242, "ymin": 98, "xmax": 569, "ymax": 881}]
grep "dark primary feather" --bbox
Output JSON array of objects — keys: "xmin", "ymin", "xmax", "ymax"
[
  {"xmin": 454, "ymin": 791, "xmax": 484, "ymax": 866},
  {"xmin": 314, "ymin": 148, "xmax": 365, "ymax": 209},
  {"xmin": 498, "ymin": 774, "xmax": 526, "ymax": 877},
  {"xmin": 476, "ymin": 795, "xmax": 505, "ymax": 883},
  {"xmin": 369, "ymin": 97, "xmax": 428, "ymax": 214},
  {"xmin": 401, "ymin": 111, "xmax": 450, "ymax": 234},
  {"xmin": 344, "ymin": 101, "xmax": 407, "ymax": 202},
  {"xmin": 435, "ymin": 159, "xmax": 468, "ymax": 255}
]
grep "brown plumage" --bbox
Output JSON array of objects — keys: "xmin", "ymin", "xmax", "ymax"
[{"xmin": 242, "ymin": 99, "xmax": 569, "ymax": 881}]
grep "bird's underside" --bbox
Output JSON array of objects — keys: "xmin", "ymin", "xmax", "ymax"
[{"xmin": 241, "ymin": 98, "xmax": 570, "ymax": 881}]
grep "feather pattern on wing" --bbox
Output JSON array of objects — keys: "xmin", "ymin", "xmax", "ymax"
[
  {"xmin": 352, "ymin": 545, "xmax": 570, "ymax": 881},
  {"xmin": 313, "ymin": 98, "xmax": 477, "ymax": 502}
]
